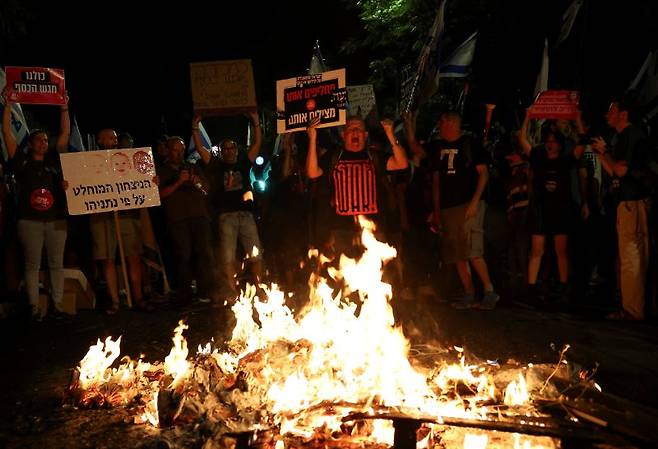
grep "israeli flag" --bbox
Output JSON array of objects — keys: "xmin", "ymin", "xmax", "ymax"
[
  {"xmin": 0, "ymin": 67, "xmax": 30, "ymax": 158},
  {"xmin": 439, "ymin": 32, "xmax": 477, "ymax": 78}
]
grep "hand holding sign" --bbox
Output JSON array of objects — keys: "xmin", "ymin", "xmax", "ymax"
[
  {"xmin": 306, "ymin": 116, "xmax": 321, "ymax": 140},
  {"xmin": 5, "ymin": 67, "xmax": 66, "ymax": 105}
]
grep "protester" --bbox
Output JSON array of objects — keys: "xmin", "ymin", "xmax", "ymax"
[
  {"xmin": 192, "ymin": 112, "xmax": 262, "ymax": 300},
  {"xmin": 88, "ymin": 129, "xmax": 152, "ymax": 313},
  {"xmin": 426, "ymin": 111, "xmax": 499, "ymax": 309},
  {"xmin": 518, "ymin": 110, "xmax": 585, "ymax": 303},
  {"xmin": 1, "ymin": 88, "xmax": 70, "ymax": 319},
  {"xmin": 157, "ymin": 136, "xmax": 213, "ymax": 303},
  {"xmin": 592, "ymin": 94, "xmax": 652, "ymax": 320}
]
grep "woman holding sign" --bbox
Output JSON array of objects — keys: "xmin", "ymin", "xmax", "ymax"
[{"xmin": 1, "ymin": 88, "xmax": 70, "ymax": 319}]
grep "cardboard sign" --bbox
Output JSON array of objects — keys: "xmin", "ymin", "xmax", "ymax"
[
  {"xmin": 60, "ymin": 148, "xmax": 160, "ymax": 215},
  {"xmin": 528, "ymin": 90, "xmax": 580, "ymax": 120},
  {"xmin": 276, "ymin": 68, "xmax": 347, "ymax": 134},
  {"xmin": 190, "ymin": 60, "xmax": 257, "ymax": 115},
  {"xmin": 5, "ymin": 66, "xmax": 66, "ymax": 105},
  {"xmin": 347, "ymin": 84, "xmax": 377, "ymax": 120}
]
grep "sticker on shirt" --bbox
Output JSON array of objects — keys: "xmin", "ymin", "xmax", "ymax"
[
  {"xmin": 440, "ymin": 149, "xmax": 459, "ymax": 174},
  {"xmin": 332, "ymin": 159, "xmax": 377, "ymax": 216},
  {"xmin": 224, "ymin": 170, "xmax": 244, "ymax": 192},
  {"xmin": 30, "ymin": 188, "xmax": 54, "ymax": 211},
  {"xmin": 545, "ymin": 180, "xmax": 557, "ymax": 192}
]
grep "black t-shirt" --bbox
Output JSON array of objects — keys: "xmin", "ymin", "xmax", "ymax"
[
  {"xmin": 428, "ymin": 135, "xmax": 489, "ymax": 209},
  {"xmin": 11, "ymin": 150, "xmax": 66, "ymax": 221},
  {"xmin": 157, "ymin": 163, "xmax": 209, "ymax": 222},
  {"xmin": 610, "ymin": 124, "xmax": 651, "ymax": 201},
  {"xmin": 310, "ymin": 148, "xmax": 395, "ymax": 233},
  {"xmin": 529, "ymin": 145, "xmax": 575, "ymax": 210},
  {"xmin": 207, "ymin": 154, "xmax": 254, "ymax": 214}
]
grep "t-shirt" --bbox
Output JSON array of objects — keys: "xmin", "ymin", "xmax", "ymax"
[
  {"xmin": 428, "ymin": 135, "xmax": 490, "ymax": 209},
  {"xmin": 310, "ymin": 148, "xmax": 395, "ymax": 233},
  {"xmin": 10, "ymin": 150, "xmax": 66, "ymax": 221},
  {"xmin": 529, "ymin": 145, "xmax": 575, "ymax": 210},
  {"xmin": 157, "ymin": 162, "xmax": 209, "ymax": 222},
  {"xmin": 207, "ymin": 154, "xmax": 254, "ymax": 214},
  {"xmin": 609, "ymin": 124, "xmax": 651, "ymax": 201}
]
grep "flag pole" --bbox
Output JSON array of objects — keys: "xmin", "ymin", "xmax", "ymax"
[
  {"xmin": 483, "ymin": 103, "xmax": 496, "ymax": 144},
  {"xmin": 114, "ymin": 211, "xmax": 133, "ymax": 308},
  {"xmin": 576, "ymin": 0, "xmax": 589, "ymax": 90}
]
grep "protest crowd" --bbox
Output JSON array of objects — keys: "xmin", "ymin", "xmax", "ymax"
[{"xmin": 0, "ymin": 43, "xmax": 657, "ymax": 325}]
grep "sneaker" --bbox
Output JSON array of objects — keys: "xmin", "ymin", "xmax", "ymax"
[
  {"xmin": 479, "ymin": 290, "xmax": 500, "ymax": 310},
  {"xmin": 451, "ymin": 293, "xmax": 476, "ymax": 309}
]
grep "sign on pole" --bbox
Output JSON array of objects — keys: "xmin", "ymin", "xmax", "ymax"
[
  {"xmin": 528, "ymin": 90, "xmax": 580, "ymax": 120},
  {"xmin": 60, "ymin": 148, "xmax": 160, "ymax": 215},
  {"xmin": 346, "ymin": 84, "xmax": 377, "ymax": 121},
  {"xmin": 5, "ymin": 66, "xmax": 66, "ymax": 105},
  {"xmin": 276, "ymin": 68, "xmax": 347, "ymax": 134},
  {"xmin": 190, "ymin": 59, "xmax": 257, "ymax": 116}
]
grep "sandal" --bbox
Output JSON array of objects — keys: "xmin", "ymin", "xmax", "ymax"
[{"xmin": 106, "ymin": 302, "xmax": 120, "ymax": 315}]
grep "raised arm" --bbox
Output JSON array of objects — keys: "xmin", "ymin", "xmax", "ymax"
[
  {"xmin": 246, "ymin": 111, "xmax": 262, "ymax": 163},
  {"xmin": 305, "ymin": 117, "xmax": 322, "ymax": 179},
  {"xmin": 1, "ymin": 88, "xmax": 18, "ymax": 159},
  {"xmin": 402, "ymin": 111, "xmax": 426, "ymax": 165},
  {"xmin": 192, "ymin": 116, "xmax": 211, "ymax": 165},
  {"xmin": 518, "ymin": 109, "xmax": 533, "ymax": 156},
  {"xmin": 55, "ymin": 92, "xmax": 71, "ymax": 153},
  {"xmin": 381, "ymin": 118, "xmax": 408, "ymax": 170}
]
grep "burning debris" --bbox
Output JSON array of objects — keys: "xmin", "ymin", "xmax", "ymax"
[{"xmin": 66, "ymin": 217, "xmax": 610, "ymax": 449}]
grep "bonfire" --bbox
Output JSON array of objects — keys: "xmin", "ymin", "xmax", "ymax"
[{"xmin": 66, "ymin": 216, "xmax": 603, "ymax": 449}]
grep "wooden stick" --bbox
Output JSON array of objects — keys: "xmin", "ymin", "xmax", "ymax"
[{"xmin": 114, "ymin": 210, "xmax": 132, "ymax": 308}]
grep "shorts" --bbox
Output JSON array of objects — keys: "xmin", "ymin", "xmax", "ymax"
[
  {"xmin": 90, "ymin": 212, "xmax": 143, "ymax": 260},
  {"xmin": 528, "ymin": 201, "xmax": 572, "ymax": 236},
  {"xmin": 440, "ymin": 201, "xmax": 485, "ymax": 264}
]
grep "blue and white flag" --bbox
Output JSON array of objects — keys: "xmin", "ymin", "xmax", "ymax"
[
  {"xmin": 0, "ymin": 67, "xmax": 30, "ymax": 159},
  {"xmin": 439, "ymin": 32, "xmax": 477, "ymax": 78},
  {"xmin": 628, "ymin": 50, "xmax": 658, "ymax": 105},
  {"xmin": 187, "ymin": 120, "xmax": 214, "ymax": 162},
  {"xmin": 555, "ymin": 0, "xmax": 583, "ymax": 47},
  {"xmin": 68, "ymin": 116, "xmax": 86, "ymax": 152}
]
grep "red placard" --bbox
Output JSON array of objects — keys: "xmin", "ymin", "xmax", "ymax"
[
  {"xmin": 5, "ymin": 66, "xmax": 66, "ymax": 105},
  {"xmin": 528, "ymin": 90, "xmax": 579, "ymax": 120}
]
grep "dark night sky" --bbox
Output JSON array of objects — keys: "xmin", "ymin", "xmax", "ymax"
[{"xmin": 2, "ymin": 0, "xmax": 657, "ymax": 146}]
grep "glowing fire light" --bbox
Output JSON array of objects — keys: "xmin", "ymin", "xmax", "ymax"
[{"xmin": 70, "ymin": 216, "xmax": 574, "ymax": 449}]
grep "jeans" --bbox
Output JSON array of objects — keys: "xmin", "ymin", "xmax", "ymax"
[
  {"xmin": 218, "ymin": 211, "xmax": 262, "ymax": 264},
  {"xmin": 17, "ymin": 219, "xmax": 67, "ymax": 310}
]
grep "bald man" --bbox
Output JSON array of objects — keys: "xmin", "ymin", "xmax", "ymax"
[{"xmin": 90, "ymin": 128, "xmax": 151, "ymax": 313}]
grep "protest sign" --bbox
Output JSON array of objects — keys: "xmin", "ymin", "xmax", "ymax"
[
  {"xmin": 347, "ymin": 84, "xmax": 377, "ymax": 120},
  {"xmin": 60, "ymin": 148, "xmax": 160, "ymax": 215},
  {"xmin": 190, "ymin": 59, "xmax": 257, "ymax": 115},
  {"xmin": 5, "ymin": 66, "xmax": 66, "ymax": 105},
  {"xmin": 276, "ymin": 68, "xmax": 346, "ymax": 133},
  {"xmin": 528, "ymin": 90, "xmax": 580, "ymax": 120}
]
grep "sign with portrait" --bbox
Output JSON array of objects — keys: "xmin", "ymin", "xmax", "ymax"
[{"xmin": 60, "ymin": 148, "xmax": 160, "ymax": 215}]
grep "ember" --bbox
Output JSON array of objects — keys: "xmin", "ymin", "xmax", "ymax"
[{"xmin": 67, "ymin": 216, "xmax": 603, "ymax": 449}]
